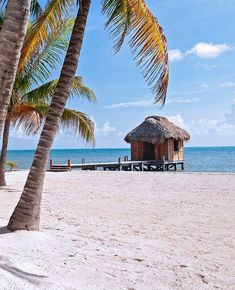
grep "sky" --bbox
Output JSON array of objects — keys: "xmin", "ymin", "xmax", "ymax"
[{"xmin": 9, "ymin": 0, "xmax": 235, "ymax": 149}]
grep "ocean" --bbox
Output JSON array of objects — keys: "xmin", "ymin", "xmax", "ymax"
[{"xmin": 5, "ymin": 147, "xmax": 235, "ymax": 173}]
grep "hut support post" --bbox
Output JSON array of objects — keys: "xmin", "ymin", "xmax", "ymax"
[{"xmin": 162, "ymin": 156, "xmax": 165, "ymax": 171}]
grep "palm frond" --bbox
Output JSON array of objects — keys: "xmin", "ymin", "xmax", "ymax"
[
  {"xmin": 68, "ymin": 76, "xmax": 96, "ymax": 102},
  {"xmin": 11, "ymin": 103, "xmax": 43, "ymax": 134},
  {"xmin": 30, "ymin": 0, "xmax": 43, "ymax": 18},
  {"xmin": 29, "ymin": 103, "xmax": 95, "ymax": 144},
  {"xmin": 16, "ymin": 18, "xmax": 74, "ymax": 90},
  {"xmin": 61, "ymin": 109, "xmax": 95, "ymax": 145},
  {"xmin": 0, "ymin": 0, "xmax": 6, "ymax": 10},
  {"xmin": 18, "ymin": 0, "xmax": 74, "ymax": 72},
  {"xmin": 102, "ymin": 0, "xmax": 169, "ymax": 104},
  {"xmin": 23, "ymin": 76, "xmax": 96, "ymax": 104},
  {"xmin": 0, "ymin": 10, "xmax": 5, "ymax": 30}
]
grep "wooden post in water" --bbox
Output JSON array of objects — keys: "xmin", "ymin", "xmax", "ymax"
[
  {"xmin": 118, "ymin": 157, "xmax": 121, "ymax": 171},
  {"xmin": 50, "ymin": 159, "xmax": 53, "ymax": 169},
  {"xmin": 67, "ymin": 159, "xmax": 71, "ymax": 168}
]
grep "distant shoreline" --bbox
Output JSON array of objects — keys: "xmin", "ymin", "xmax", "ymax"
[
  {"xmin": 6, "ymin": 146, "xmax": 235, "ymax": 151},
  {"xmin": 5, "ymin": 147, "xmax": 235, "ymax": 173}
]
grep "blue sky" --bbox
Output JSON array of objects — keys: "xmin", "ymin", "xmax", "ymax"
[{"xmin": 9, "ymin": 0, "xmax": 235, "ymax": 149}]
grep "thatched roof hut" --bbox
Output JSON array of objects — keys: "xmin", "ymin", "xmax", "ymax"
[
  {"xmin": 125, "ymin": 116, "xmax": 190, "ymax": 144},
  {"xmin": 125, "ymin": 116, "xmax": 190, "ymax": 161}
]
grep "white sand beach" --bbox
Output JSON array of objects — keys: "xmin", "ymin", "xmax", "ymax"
[{"xmin": 0, "ymin": 171, "xmax": 234, "ymax": 290}]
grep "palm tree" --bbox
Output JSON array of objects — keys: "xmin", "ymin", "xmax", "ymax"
[
  {"xmin": 0, "ymin": 0, "xmax": 31, "ymax": 136},
  {"xmin": 0, "ymin": 8, "xmax": 95, "ymax": 186},
  {"xmin": 8, "ymin": 0, "xmax": 169, "ymax": 231},
  {"xmin": 0, "ymin": 0, "xmax": 74, "ymax": 136},
  {"xmin": 0, "ymin": 76, "xmax": 95, "ymax": 186}
]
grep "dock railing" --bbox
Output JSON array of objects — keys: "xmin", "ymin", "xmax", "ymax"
[{"xmin": 49, "ymin": 156, "xmax": 184, "ymax": 172}]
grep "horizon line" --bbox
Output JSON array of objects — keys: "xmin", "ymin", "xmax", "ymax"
[{"xmin": 7, "ymin": 145, "xmax": 235, "ymax": 151}]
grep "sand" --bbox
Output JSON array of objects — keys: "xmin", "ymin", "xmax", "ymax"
[{"xmin": 0, "ymin": 171, "xmax": 234, "ymax": 290}]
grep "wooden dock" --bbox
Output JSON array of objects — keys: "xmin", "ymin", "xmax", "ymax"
[{"xmin": 49, "ymin": 158, "xmax": 184, "ymax": 172}]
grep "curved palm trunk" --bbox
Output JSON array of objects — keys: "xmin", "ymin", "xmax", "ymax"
[
  {"xmin": 0, "ymin": 117, "xmax": 11, "ymax": 186},
  {"xmin": 8, "ymin": 0, "xmax": 91, "ymax": 231},
  {"xmin": 0, "ymin": 0, "xmax": 31, "ymax": 136}
]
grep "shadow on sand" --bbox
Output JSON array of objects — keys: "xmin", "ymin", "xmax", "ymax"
[
  {"xmin": 0, "ymin": 226, "xmax": 12, "ymax": 235},
  {"xmin": 0, "ymin": 260, "xmax": 48, "ymax": 285},
  {"xmin": 0, "ymin": 247, "xmax": 48, "ymax": 285}
]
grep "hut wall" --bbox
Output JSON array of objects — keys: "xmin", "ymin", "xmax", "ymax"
[
  {"xmin": 154, "ymin": 139, "xmax": 184, "ymax": 161},
  {"xmin": 131, "ymin": 139, "xmax": 184, "ymax": 161},
  {"xmin": 154, "ymin": 141, "xmax": 169, "ymax": 161},
  {"xmin": 168, "ymin": 139, "xmax": 174, "ymax": 161},
  {"xmin": 131, "ymin": 141, "xmax": 143, "ymax": 160},
  {"xmin": 173, "ymin": 139, "xmax": 184, "ymax": 161},
  {"xmin": 179, "ymin": 140, "xmax": 184, "ymax": 160}
]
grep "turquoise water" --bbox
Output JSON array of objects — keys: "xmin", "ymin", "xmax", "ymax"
[{"xmin": 5, "ymin": 147, "xmax": 235, "ymax": 173}]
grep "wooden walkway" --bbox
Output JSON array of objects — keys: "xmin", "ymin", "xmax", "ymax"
[{"xmin": 49, "ymin": 158, "xmax": 184, "ymax": 172}]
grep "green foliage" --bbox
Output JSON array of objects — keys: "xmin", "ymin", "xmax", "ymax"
[
  {"xmin": 6, "ymin": 3, "xmax": 96, "ymax": 144},
  {"xmin": 23, "ymin": 76, "xmax": 96, "ymax": 104},
  {"xmin": 6, "ymin": 161, "xmax": 17, "ymax": 171},
  {"xmin": 102, "ymin": 0, "xmax": 169, "ymax": 104}
]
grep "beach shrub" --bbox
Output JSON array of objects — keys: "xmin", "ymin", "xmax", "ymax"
[{"xmin": 6, "ymin": 161, "xmax": 17, "ymax": 171}]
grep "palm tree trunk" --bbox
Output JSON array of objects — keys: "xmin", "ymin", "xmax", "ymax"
[
  {"xmin": 0, "ymin": 117, "xmax": 11, "ymax": 186},
  {"xmin": 0, "ymin": 0, "xmax": 31, "ymax": 136},
  {"xmin": 7, "ymin": 0, "xmax": 91, "ymax": 231}
]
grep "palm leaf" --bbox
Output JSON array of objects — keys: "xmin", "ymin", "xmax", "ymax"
[
  {"xmin": 61, "ymin": 109, "xmax": 95, "ymax": 145},
  {"xmin": 11, "ymin": 103, "xmax": 43, "ymax": 134},
  {"xmin": 30, "ymin": 0, "xmax": 43, "ymax": 18},
  {"xmin": 16, "ymin": 18, "xmax": 74, "ymax": 92},
  {"xmin": 30, "ymin": 103, "xmax": 95, "ymax": 144},
  {"xmin": 0, "ymin": 10, "xmax": 5, "ymax": 30},
  {"xmin": 102, "ymin": 0, "xmax": 169, "ymax": 104},
  {"xmin": 0, "ymin": 0, "xmax": 6, "ymax": 10},
  {"xmin": 18, "ymin": 0, "xmax": 74, "ymax": 72},
  {"xmin": 23, "ymin": 76, "xmax": 96, "ymax": 104}
]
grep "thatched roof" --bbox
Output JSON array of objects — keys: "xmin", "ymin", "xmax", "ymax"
[{"xmin": 124, "ymin": 116, "xmax": 190, "ymax": 145}]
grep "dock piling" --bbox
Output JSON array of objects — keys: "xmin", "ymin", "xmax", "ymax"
[{"xmin": 48, "ymin": 158, "xmax": 185, "ymax": 172}]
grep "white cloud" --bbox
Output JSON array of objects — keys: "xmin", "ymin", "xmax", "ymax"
[
  {"xmin": 219, "ymin": 82, "xmax": 235, "ymax": 88},
  {"xmin": 166, "ymin": 97, "xmax": 199, "ymax": 104},
  {"xmin": 225, "ymin": 98, "xmax": 235, "ymax": 125},
  {"xmin": 106, "ymin": 100, "xmax": 153, "ymax": 109},
  {"xmin": 186, "ymin": 42, "xmax": 231, "ymax": 58},
  {"xmin": 10, "ymin": 127, "xmax": 37, "ymax": 140},
  {"xmin": 167, "ymin": 107, "xmax": 235, "ymax": 139},
  {"xmin": 107, "ymin": 97, "xmax": 198, "ymax": 109},
  {"xmin": 195, "ymin": 62, "xmax": 217, "ymax": 70},
  {"xmin": 167, "ymin": 114, "xmax": 189, "ymax": 130},
  {"xmin": 96, "ymin": 121, "xmax": 117, "ymax": 134},
  {"xmin": 191, "ymin": 118, "xmax": 235, "ymax": 135},
  {"xmin": 168, "ymin": 49, "xmax": 184, "ymax": 62},
  {"xmin": 200, "ymin": 83, "xmax": 209, "ymax": 89}
]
